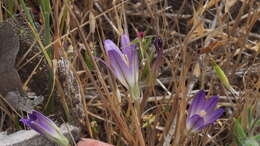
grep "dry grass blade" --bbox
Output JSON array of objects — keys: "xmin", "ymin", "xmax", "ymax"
[{"xmin": 0, "ymin": 0, "xmax": 259, "ymax": 145}]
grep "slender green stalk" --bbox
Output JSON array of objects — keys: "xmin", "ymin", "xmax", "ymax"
[
  {"xmin": 39, "ymin": 0, "xmax": 52, "ymax": 57},
  {"xmin": 6, "ymin": 0, "xmax": 15, "ymax": 17},
  {"xmin": 19, "ymin": 0, "xmax": 52, "ymax": 66}
]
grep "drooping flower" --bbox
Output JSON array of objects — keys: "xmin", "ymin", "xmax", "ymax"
[
  {"xmin": 20, "ymin": 110, "xmax": 69, "ymax": 146},
  {"xmin": 186, "ymin": 90, "xmax": 224, "ymax": 133},
  {"xmin": 103, "ymin": 34, "xmax": 140, "ymax": 100}
]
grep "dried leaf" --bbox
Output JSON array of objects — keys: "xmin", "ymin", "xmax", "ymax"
[
  {"xmin": 199, "ymin": 41, "xmax": 225, "ymax": 54},
  {"xmin": 251, "ymin": 42, "xmax": 260, "ymax": 52},
  {"xmin": 193, "ymin": 63, "xmax": 200, "ymax": 78},
  {"xmin": 225, "ymin": 0, "xmax": 238, "ymax": 13},
  {"xmin": 89, "ymin": 12, "xmax": 96, "ymax": 34},
  {"xmin": 189, "ymin": 9, "xmax": 207, "ymax": 39}
]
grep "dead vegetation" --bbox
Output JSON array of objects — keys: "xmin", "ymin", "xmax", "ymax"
[{"xmin": 0, "ymin": 0, "xmax": 259, "ymax": 145}]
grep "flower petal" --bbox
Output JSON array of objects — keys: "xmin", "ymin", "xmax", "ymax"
[
  {"xmin": 33, "ymin": 111, "xmax": 60, "ymax": 132},
  {"xmin": 30, "ymin": 111, "xmax": 53, "ymax": 125},
  {"xmin": 121, "ymin": 34, "xmax": 130, "ymax": 50},
  {"xmin": 203, "ymin": 96, "xmax": 219, "ymax": 113},
  {"xmin": 206, "ymin": 108, "xmax": 224, "ymax": 124},
  {"xmin": 120, "ymin": 34, "xmax": 138, "ymax": 77},
  {"xmin": 188, "ymin": 90, "xmax": 206, "ymax": 117},
  {"xmin": 104, "ymin": 40, "xmax": 123, "ymax": 57},
  {"xmin": 27, "ymin": 111, "xmax": 59, "ymax": 137},
  {"xmin": 20, "ymin": 118, "xmax": 32, "ymax": 128},
  {"xmin": 107, "ymin": 49, "xmax": 131, "ymax": 88},
  {"xmin": 20, "ymin": 110, "xmax": 69, "ymax": 146},
  {"xmin": 127, "ymin": 48, "xmax": 138, "ymax": 85},
  {"xmin": 104, "ymin": 35, "xmax": 139, "ymax": 90},
  {"xmin": 121, "ymin": 34, "xmax": 136, "ymax": 57},
  {"xmin": 187, "ymin": 114, "xmax": 205, "ymax": 132},
  {"xmin": 20, "ymin": 116, "xmax": 50, "ymax": 137},
  {"xmin": 29, "ymin": 121, "xmax": 68, "ymax": 146}
]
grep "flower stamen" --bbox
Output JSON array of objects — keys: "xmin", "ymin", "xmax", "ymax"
[{"xmin": 199, "ymin": 110, "xmax": 206, "ymax": 117}]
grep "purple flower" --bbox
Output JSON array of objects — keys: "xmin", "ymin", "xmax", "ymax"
[
  {"xmin": 151, "ymin": 37, "xmax": 163, "ymax": 72},
  {"xmin": 153, "ymin": 37, "xmax": 163, "ymax": 53},
  {"xmin": 103, "ymin": 34, "xmax": 140, "ymax": 99},
  {"xmin": 186, "ymin": 90, "xmax": 224, "ymax": 132},
  {"xmin": 20, "ymin": 110, "xmax": 69, "ymax": 146}
]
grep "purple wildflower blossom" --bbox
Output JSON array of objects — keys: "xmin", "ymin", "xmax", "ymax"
[
  {"xmin": 20, "ymin": 110, "xmax": 69, "ymax": 146},
  {"xmin": 187, "ymin": 90, "xmax": 224, "ymax": 132},
  {"xmin": 103, "ymin": 34, "xmax": 140, "ymax": 99}
]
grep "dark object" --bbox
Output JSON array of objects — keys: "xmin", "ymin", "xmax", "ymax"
[
  {"xmin": 0, "ymin": 22, "xmax": 44, "ymax": 112},
  {"xmin": 0, "ymin": 22, "xmax": 19, "ymax": 69},
  {"xmin": 0, "ymin": 22, "xmax": 24, "ymax": 96},
  {"xmin": 151, "ymin": 37, "xmax": 164, "ymax": 75},
  {"xmin": 153, "ymin": 37, "xmax": 163, "ymax": 54}
]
